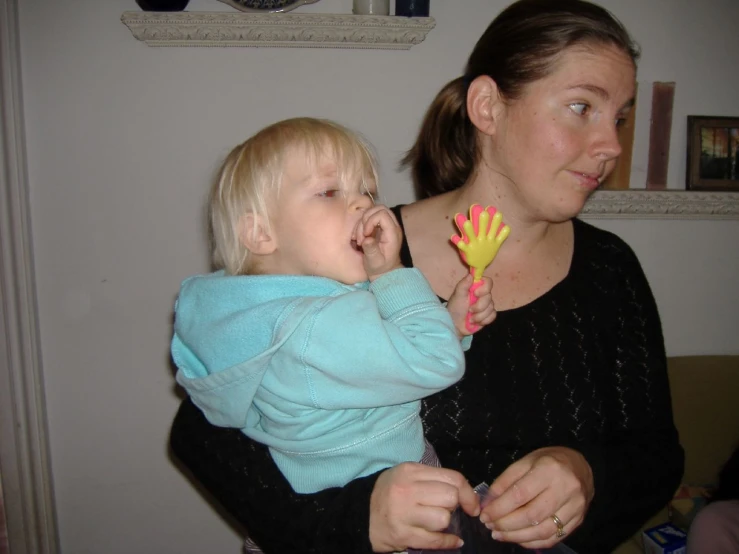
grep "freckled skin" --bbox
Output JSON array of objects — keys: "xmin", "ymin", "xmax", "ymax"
[
  {"xmin": 485, "ymin": 45, "xmax": 636, "ymax": 222},
  {"xmin": 401, "ymin": 44, "xmax": 635, "ymax": 312}
]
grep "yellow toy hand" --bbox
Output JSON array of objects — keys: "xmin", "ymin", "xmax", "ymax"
[
  {"xmin": 451, "ymin": 204, "xmax": 511, "ymax": 281},
  {"xmin": 451, "ymin": 204, "xmax": 511, "ymax": 332}
]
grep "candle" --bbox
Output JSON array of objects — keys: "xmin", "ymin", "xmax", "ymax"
[{"xmin": 352, "ymin": 0, "xmax": 390, "ymax": 15}]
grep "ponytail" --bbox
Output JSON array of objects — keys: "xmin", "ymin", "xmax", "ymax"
[{"xmin": 400, "ymin": 77, "xmax": 477, "ymax": 198}]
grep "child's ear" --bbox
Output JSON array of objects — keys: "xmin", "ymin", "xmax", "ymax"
[
  {"xmin": 238, "ymin": 213, "xmax": 277, "ymax": 255},
  {"xmin": 467, "ymin": 75, "xmax": 504, "ymax": 137}
]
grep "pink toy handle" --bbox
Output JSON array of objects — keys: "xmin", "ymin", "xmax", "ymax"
[
  {"xmin": 466, "ymin": 276, "xmax": 483, "ymax": 333},
  {"xmin": 452, "ymin": 204, "xmax": 511, "ymax": 334}
]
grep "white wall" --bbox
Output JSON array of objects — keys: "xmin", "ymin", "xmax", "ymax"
[{"xmin": 16, "ymin": 0, "xmax": 739, "ymax": 552}]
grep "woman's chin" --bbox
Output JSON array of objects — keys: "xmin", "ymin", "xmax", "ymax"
[{"xmin": 551, "ymin": 193, "xmax": 591, "ymax": 221}]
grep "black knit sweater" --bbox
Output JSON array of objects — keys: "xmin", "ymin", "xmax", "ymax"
[{"xmin": 170, "ymin": 214, "xmax": 683, "ymax": 554}]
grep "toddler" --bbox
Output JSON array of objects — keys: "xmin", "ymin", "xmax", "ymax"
[{"xmin": 171, "ymin": 117, "xmax": 495, "ymax": 494}]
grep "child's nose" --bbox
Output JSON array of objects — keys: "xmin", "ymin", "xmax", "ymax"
[{"xmin": 351, "ymin": 193, "xmax": 373, "ymax": 211}]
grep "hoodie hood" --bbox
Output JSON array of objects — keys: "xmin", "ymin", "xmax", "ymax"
[{"xmin": 171, "ymin": 271, "xmax": 365, "ymax": 428}]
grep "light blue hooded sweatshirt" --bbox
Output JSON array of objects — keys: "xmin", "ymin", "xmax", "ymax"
[{"xmin": 171, "ymin": 268, "xmax": 466, "ymax": 493}]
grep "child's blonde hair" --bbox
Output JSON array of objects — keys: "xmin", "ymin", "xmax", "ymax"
[{"xmin": 209, "ymin": 117, "xmax": 380, "ymax": 275}]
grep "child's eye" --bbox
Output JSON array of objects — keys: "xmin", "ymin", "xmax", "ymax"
[
  {"xmin": 363, "ymin": 190, "xmax": 377, "ymax": 202},
  {"xmin": 317, "ymin": 189, "xmax": 340, "ymax": 198},
  {"xmin": 569, "ymin": 102, "xmax": 590, "ymax": 116}
]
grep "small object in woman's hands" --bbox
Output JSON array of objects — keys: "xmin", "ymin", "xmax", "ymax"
[
  {"xmin": 451, "ymin": 204, "xmax": 511, "ymax": 332},
  {"xmin": 409, "ymin": 483, "xmax": 507, "ymax": 554},
  {"xmin": 473, "ymin": 482, "xmax": 498, "ymax": 510}
]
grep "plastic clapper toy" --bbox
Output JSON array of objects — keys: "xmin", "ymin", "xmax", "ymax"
[{"xmin": 451, "ymin": 204, "xmax": 511, "ymax": 332}]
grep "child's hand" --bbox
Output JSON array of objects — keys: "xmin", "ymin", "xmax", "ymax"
[
  {"xmin": 355, "ymin": 205, "xmax": 403, "ymax": 281},
  {"xmin": 447, "ymin": 274, "xmax": 496, "ymax": 337}
]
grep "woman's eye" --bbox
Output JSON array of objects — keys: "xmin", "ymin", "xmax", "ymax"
[
  {"xmin": 569, "ymin": 102, "xmax": 590, "ymax": 116},
  {"xmin": 318, "ymin": 189, "xmax": 340, "ymax": 198},
  {"xmin": 615, "ymin": 115, "xmax": 629, "ymax": 128}
]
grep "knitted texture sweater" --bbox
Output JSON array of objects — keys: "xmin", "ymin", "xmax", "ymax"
[{"xmin": 170, "ymin": 214, "xmax": 683, "ymax": 554}]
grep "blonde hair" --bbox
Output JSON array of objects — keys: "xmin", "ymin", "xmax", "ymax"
[{"xmin": 209, "ymin": 117, "xmax": 380, "ymax": 275}]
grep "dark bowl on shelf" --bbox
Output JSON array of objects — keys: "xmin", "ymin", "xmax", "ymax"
[{"xmin": 135, "ymin": 0, "xmax": 190, "ymax": 11}]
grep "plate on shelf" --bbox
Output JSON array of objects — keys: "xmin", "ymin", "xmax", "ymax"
[{"xmin": 216, "ymin": 0, "xmax": 321, "ymax": 13}]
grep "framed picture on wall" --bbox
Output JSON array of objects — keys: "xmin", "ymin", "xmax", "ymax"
[{"xmin": 687, "ymin": 115, "xmax": 739, "ymax": 191}]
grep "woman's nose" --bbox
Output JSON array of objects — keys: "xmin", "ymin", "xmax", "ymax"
[{"xmin": 592, "ymin": 121, "xmax": 623, "ymax": 161}]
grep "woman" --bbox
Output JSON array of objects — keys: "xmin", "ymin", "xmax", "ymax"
[{"xmin": 170, "ymin": 1, "xmax": 683, "ymax": 552}]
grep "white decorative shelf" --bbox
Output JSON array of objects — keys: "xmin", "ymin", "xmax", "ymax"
[
  {"xmin": 120, "ymin": 11, "xmax": 435, "ymax": 49},
  {"xmin": 581, "ymin": 190, "xmax": 739, "ymax": 220}
]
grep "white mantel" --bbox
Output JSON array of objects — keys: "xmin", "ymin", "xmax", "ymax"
[{"xmin": 121, "ymin": 11, "xmax": 436, "ymax": 49}]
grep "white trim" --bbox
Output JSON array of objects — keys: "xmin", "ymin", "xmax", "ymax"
[
  {"xmin": 120, "ymin": 11, "xmax": 435, "ymax": 49},
  {"xmin": 0, "ymin": 0, "xmax": 59, "ymax": 553},
  {"xmin": 582, "ymin": 190, "xmax": 739, "ymax": 220}
]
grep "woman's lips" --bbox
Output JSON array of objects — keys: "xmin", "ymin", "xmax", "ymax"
[{"xmin": 570, "ymin": 171, "xmax": 601, "ymax": 190}]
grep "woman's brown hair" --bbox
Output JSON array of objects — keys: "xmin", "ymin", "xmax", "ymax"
[{"xmin": 401, "ymin": 0, "xmax": 640, "ymax": 198}]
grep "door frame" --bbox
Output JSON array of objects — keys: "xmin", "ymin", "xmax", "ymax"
[{"xmin": 0, "ymin": 0, "xmax": 59, "ymax": 552}]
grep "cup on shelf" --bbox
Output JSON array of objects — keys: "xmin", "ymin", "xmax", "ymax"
[
  {"xmin": 395, "ymin": 0, "xmax": 429, "ymax": 17},
  {"xmin": 352, "ymin": 0, "xmax": 390, "ymax": 15}
]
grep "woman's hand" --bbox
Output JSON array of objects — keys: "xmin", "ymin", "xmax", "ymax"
[
  {"xmin": 369, "ymin": 462, "xmax": 480, "ymax": 552},
  {"xmin": 479, "ymin": 447, "xmax": 594, "ymax": 550}
]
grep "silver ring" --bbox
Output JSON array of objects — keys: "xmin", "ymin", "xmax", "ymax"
[{"xmin": 551, "ymin": 514, "xmax": 566, "ymax": 538}]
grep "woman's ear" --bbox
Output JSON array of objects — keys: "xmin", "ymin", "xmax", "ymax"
[
  {"xmin": 467, "ymin": 75, "xmax": 503, "ymax": 137},
  {"xmin": 238, "ymin": 213, "xmax": 277, "ymax": 255}
]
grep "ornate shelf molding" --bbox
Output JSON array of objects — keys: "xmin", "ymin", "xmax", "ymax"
[
  {"xmin": 121, "ymin": 11, "xmax": 435, "ymax": 49},
  {"xmin": 582, "ymin": 190, "xmax": 739, "ymax": 220}
]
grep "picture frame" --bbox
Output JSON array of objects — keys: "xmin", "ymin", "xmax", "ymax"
[{"xmin": 686, "ymin": 115, "xmax": 739, "ymax": 191}]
